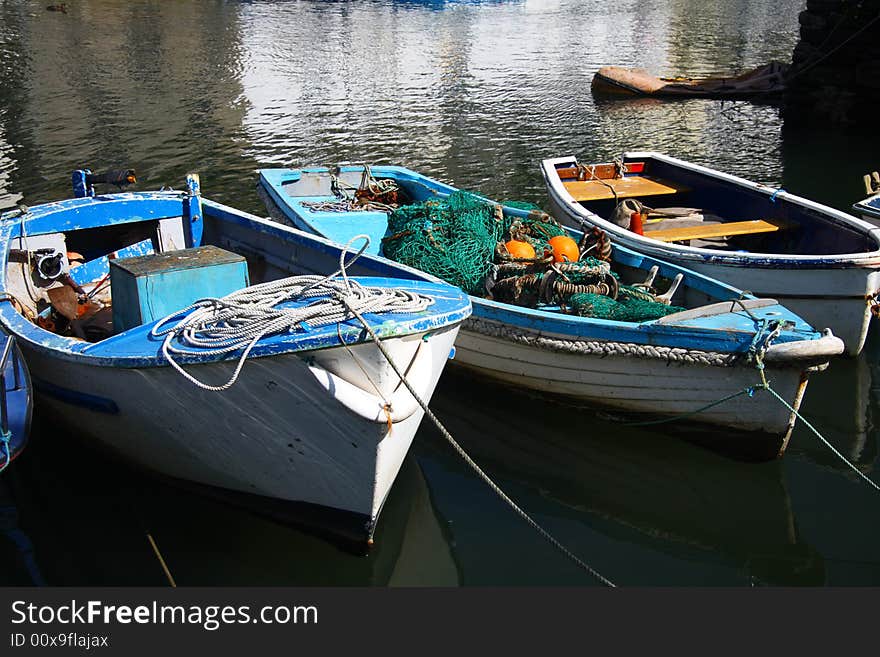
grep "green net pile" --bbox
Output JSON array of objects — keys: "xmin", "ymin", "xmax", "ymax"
[
  {"xmin": 382, "ymin": 193, "xmax": 686, "ymax": 322},
  {"xmin": 570, "ymin": 292, "xmax": 685, "ymax": 322},
  {"xmin": 383, "ymin": 191, "xmax": 504, "ymax": 294}
]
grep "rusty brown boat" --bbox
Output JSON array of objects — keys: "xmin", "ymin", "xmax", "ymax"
[{"xmin": 591, "ymin": 61, "xmax": 788, "ymax": 98}]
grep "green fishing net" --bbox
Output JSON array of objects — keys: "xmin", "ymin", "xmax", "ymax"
[
  {"xmin": 384, "ymin": 191, "xmax": 504, "ymax": 295},
  {"xmin": 382, "ymin": 193, "xmax": 686, "ymax": 322},
  {"xmin": 570, "ymin": 293, "xmax": 685, "ymax": 322}
]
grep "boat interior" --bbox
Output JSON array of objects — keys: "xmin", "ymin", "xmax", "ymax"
[
  {"xmin": 0, "ymin": 188, "xmax": 433, "ymax": 348},
  {"xmin": 552, "ymin": 156, "xmax": 880, "ymax": 255},
  {"xmin": 264, "ymin": 166, "xmax": 818, "ymax": 329}
]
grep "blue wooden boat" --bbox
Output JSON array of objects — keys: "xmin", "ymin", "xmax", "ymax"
[
  {"xmin": 259, "ymin": 164, "xmax": 844, "ymax": 459},
  {"xmin": 0, "ymin": 331, "xmax": 31, "ymax": 473},
  {"xmin": 541, "ymin": 152, "xmax": 880, "ymax": 356},
  {"xmin": 0, "ymin": 171, "xmax": 471, "ymax": 546}
]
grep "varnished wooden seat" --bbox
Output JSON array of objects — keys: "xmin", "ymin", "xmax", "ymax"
[
  {"xmin": 563, "ymin": 175, "xmax": 686, "ymax": 202},
  {"xmin": 644, "ymin": 219, "xmax": 785, "ymax": 243}
]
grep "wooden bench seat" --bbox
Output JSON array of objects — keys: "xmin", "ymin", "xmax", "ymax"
[
  {"xmin": 563, "ymin": 175, "xmax": 686, "ymax": 202},
  {"xmin": 643, "ymin": 219, "xmax": 785, "ymax": 243}
]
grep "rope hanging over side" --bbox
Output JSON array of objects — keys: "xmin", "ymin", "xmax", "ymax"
[
  {"xmin": 151, "ymin": 235, "xmax": 434, "ymax": 391},
  {"xmin": 341, "ymin": 297, "xmax": 616, "ymax": 587},
  {"xmin": 0, "ymin": 429, "xmax": 11, "ymax": 473}
]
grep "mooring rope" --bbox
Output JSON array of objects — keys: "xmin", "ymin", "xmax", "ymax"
[
  {"xmin": 621, "ymin": 324, "xmax": 880, "ymax": 494},
  {"xmin": 146, "ymin": 532, "xmax": 177, "ymax": 587},
  {"xmin": 342, "ymin": 297, "xmax": 615, "ymax": 587},
  {"xmin": 151, "ymin": 236, "xmax": 434, "ymax": 391},
  {"xmin": 0, "ymin": 429, "xmax": 11, "ymax": 474},
  {"xmin": 764, "ymin": 381, "xmax": 880, "ymax": 493}
]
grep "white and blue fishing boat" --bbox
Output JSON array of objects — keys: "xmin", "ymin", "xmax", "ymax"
[
  {"xmin": 0, "ymin": 171, "xmax": 471, "ymax": 546},
  {"xmin": 541, "ymin": 152, "xmax": 880, "ymax": 356},
  {"xmin": 0, "ymin": 330, "xmax": 31, "ymax": 473},
  {"xmin": 259, "ymin": 164, "xmax": 844, "ymax": 459}
]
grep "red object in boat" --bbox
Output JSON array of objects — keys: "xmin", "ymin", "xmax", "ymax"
[{"xmin": 629, "ymin": 212, "xmax": 644, "ymax": 235}]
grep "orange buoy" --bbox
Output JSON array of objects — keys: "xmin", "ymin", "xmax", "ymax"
[
  {"xmin": 505, "ymin": 240, "xmax": 536, "ymax": 260},
  {"xmin": 548, "ymin": 235, "xmax": 579, "ymax": 263}
]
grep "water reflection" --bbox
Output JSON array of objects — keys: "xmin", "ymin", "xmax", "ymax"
[
  {"xmin": 3, "ymin": 414, "xmax": 459, "ymax": 586},
  {"xmin": 0, "ymin": 0, "xmax": 252, "ymax": 205},
  {"xmin": 422, "ymin": 370, "xmax": 824, "ymax": 586},
  {"xmin": 792, "ymin": 338, "xmax": 878, "ymax": 474}
]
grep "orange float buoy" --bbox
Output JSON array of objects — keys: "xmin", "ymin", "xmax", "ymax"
[
  {"xmin": 548, "ymin": 235, "xmax": 579, "ymax": 262},
  {"xmin": 505, "ymin": 240, "xmax": 536, "ymax": 259}
]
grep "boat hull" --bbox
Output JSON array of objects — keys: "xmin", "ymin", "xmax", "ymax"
[
  {"xmin": 854, "ymin": 192, "xmax": 880, "ymax": 228},
  {"xmin": 591, "ymin": 63, "xmax": 787, "ymax": 99},
  {"xmin": 0, "ymin": 337, "xmax": 32, "ymax": 472},
  {"xmin": 455, "ymin": 317, "xmax": 810, "ymax": 458},
  {"xmin": 21, "ymin": 327, "xmax": 458, "ymax": 545}
]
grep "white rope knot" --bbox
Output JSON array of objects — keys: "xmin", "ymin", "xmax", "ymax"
[{"xmin": 150, "ymin": 235, "xmax": 435, "ymax": 391}]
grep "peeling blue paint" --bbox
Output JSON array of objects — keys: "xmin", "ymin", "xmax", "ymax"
[{"xmin": 0, "ymin": 189, "xmax": 472, "ymax": 370}]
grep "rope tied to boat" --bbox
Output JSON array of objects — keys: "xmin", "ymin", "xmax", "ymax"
[
  {"xmin": 151, "ymin": 235, "xmax": 434, "ymax": 391},
  {"xmin": 769, "ymin": 188, "xmax": 785, "ymax": 203},
  {"xmin": 308, "ymin": 164, "xmax": 403, "ymax": 213},
  {"xmin": 465, "ymin": 316, "xmax": 741, "ymax": 366},
  {"xmin": 616, "ymin": 313, "xmax": 880, "ymax": 493},
  {"xmin": 0, "ymin": 428, "xmax": 11, "ymax": 474},
  {"xmin": 340, "ymin": 295, "xmax": 616, "ymax": 587}
]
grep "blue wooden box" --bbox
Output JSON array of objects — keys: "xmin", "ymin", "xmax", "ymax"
[{"xmin": 110, "ymin": 245, "xmax": 249, "ymax": 332}]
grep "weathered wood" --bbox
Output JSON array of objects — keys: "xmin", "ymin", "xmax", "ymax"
[
  {"xmin": 563, "ymin": 176, "xmax": 685, "ymax": 202},
  {"xmin": 644, "ymin": 219, "xmax": 784, "ymax": 243},
  {"xmin": 554, "ymin": 162, "xmax": 645, "ymax": 180}
]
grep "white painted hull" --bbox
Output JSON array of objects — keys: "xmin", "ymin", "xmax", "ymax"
[
  {"xmin": 23, "ymin": 327, "xmax": 459, "ymax": 543},
  {"xmin": 453, "ymin": 320, "xmax": 813, "ymax": 457},
  {"xmin": 670, "ymin": 263, "xmax": 878, "ymax": 358}
]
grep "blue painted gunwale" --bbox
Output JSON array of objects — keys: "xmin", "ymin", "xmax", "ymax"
[
  {"xmin": 853, "ymin": 194, "xmax": 880, "ymax": 221},
  {"xmin": 258, "ymin": 166, "xmax": 827, "ymax": 355},
  {"xmin": 0, "ymin": 193, "xmax": 471, "ymax": 369}
]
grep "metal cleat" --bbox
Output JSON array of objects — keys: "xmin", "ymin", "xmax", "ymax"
[{"xmin": 656, "ymin": 273, "xmax": 684, "ymax": 305}]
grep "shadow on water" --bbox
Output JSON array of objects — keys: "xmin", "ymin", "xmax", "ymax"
[
  {"xmin": 416, "ymin": 368, "xmax": 826, "ymax": 586},
  {"xmin": 790, "ymin": 335, "xmax": 878, "ymax": 475},
  {"xmin": 1, "ymin": 412, "xmax": 459, "ymax": 586}
]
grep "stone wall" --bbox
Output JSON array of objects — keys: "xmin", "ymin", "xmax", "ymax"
[{"xmin": 785, "ymin": 0, "xmax": 880, "ymax": 125}]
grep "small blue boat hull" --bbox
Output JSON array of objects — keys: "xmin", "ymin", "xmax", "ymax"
[{"xmin": 0, "ymin": 333, "xmax": 32, "ymax": 473}]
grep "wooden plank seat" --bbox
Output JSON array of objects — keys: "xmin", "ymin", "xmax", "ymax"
[
  {"xmin": 563, "ymin": 175, "xmax": 686, "ymax": 202},
  {"xmin": 643, "ymin": 219, "xmax": 785, "ymax": 243}
]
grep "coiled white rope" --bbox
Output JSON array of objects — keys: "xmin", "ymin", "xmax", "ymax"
[{"xmin": 151, "ymin": 235, "xmax": 434, "ymax": 391}]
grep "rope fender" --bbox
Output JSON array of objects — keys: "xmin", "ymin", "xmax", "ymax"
[{"xmin": 463, "ymin": 316, "xmax": 741, "ymax": 367}]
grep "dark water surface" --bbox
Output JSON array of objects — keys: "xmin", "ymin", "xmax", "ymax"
[{"xmin": 1, "ymin": 0, "xmax": 878, "ymax": 586}]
